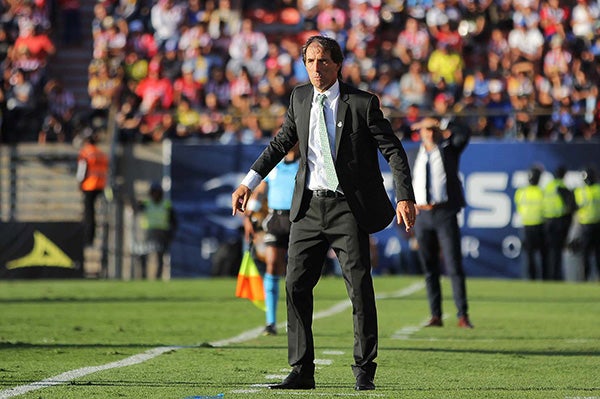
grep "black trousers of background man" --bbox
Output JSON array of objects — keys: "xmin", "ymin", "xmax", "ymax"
[
  {"xmin": 83, "ymin": 189, "xmax": 102, "ymax": 247},
  {"xmin": 414, "ymin": 206, "xmax": 469, "ymax": 318}
]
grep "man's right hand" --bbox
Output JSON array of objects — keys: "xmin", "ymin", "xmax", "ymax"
[{"xmin": 231, "ymin": 185, "xmax": 252, "ymax": 216}]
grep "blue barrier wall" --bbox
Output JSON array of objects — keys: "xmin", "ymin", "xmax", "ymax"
[{"xmin": 169, "ymin": 141, "xmax": 599, "ymax": 278}]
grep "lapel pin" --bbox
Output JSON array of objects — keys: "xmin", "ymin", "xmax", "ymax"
[{"xmin": 337, "ymin": 121, "xmax": 342, "ymax": 128}]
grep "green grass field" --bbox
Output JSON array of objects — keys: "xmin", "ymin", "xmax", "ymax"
[{"xmin": 1, "ymin": 276, "xmax": 599, "ymax": 399}]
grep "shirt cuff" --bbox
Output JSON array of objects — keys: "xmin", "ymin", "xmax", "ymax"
[{"xmin": 240, "ymin": 169, "xmax": 262, "ymax": 191}]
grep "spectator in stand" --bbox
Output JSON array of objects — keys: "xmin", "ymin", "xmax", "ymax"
[
  {"xmin": 427, "ymin": 41, "xmax": 464, "ymax": 99},
  {"xmin": 463, "ymin": 67, "xmax": 491, "ymax": 108},
  {"xmin": 4, "ymin": 68, "xmax": 36, "ymax": 143},
  {"xmin": 395, "ymin": 17, "xmax": 431, "ymax": 67},
  {"xmin": 550, "ymin": 91, "xmax": 577, "ymax": 141},
  {"xmin": 432, "ymin": 18, "xmax": 463, "ymax": 52},
  {"xmin": 135, "ymin": 59, "xmax": 174, "ymax": 115},
  {"xmin": 255, "ymin": 93, "xmax": 286, "ymax": 138},
  {"xmin": 38, "ymin": 79, "xmax": 76, "ymax": 143},
  {"xmin": 92, "ymin": 2, "xmax": 110, "ymax": 41},
  {"xmin": 484, "ymin": 78, "xmax": 514, "ymax": 138},
  {"xmin": 10, "ymin": 45, "xmax": 43, "ymax": 86},
  {"xmin": 161, "ymin": 39, "xmax": 183, "ymax": 81},
  {"xmin": 185, "ymin": 0, "xmax": 211, "ymax": 26},
  {"xmin": 508, "ymin": 13, "xmax": 545, "ymax": 67},
  {"xmin": 348, "ymin": 0, "xmax": 380, "ymax": 37},
  {"xmin": 376, "ymin": 39, "xmax": 405, "ymax": 78},
  {"xmin": 174, "ymin": 97, "xmax": 201, "ymax": 138},
  {"xmin": 179, "ymin": 20, "xmax": 213, "ymax": 62},
  {"xmin": 570, "ymin": 0, "xmax": 599, "ymax": 42},
  {"xmin": 139, "ymin": 104, "xmax": 176, "ymax": 142},
  {"xmin": 11, "ymin": 20, "xmax": 55, "ymax": 67},
  {"xmin": 101, "ymin": 16, "xmax": 128, "ymax": 62},
  {"xmin": 197, "ymin": 91, "xmax": 225, "ymax": 140},
  {"xmin": 571, "ymin": 63, "xmax": 598, "ymax": 126},
  {"xmin": 486, "ymin": 27, "xmax": 511, "ymax": 75},
  {"xmin": 345, "ymin": 20, "xmax": 376, "ymax": 54},
  {"xmin": 344, "ymin": 43, "xmax": 377, "ymax": 83},
  {"xmin": 426, "ymin": 0, "xmax": 459, "ymax": 38},
  {"xmin": 229, "ymin": 66, "xmax": 255, "ymax": 110},
  {"xmin": 316, "ymin": 0, "xmax": 348, "ymax": 34},
  {"xmin": 208, "ymin": 0, "xmax": 242, "ymax": 53},
  {"xmin": 539, "ymin": 0, "xmax": 568, "ymax": 41},
  {"xmin": 543, "ymin": 35, "xmax": 572, "ymax": 79},
  {"xmin": 281, "ymin": 38, "xmax": 310, "ymax": 86},
  {"xmin": 226, "ymin": 18, "xmax": 268, "ymax": 80},
  {"xmin": 398, "ymin": 60, "xmax": 429, "ymax": 111},
  {"xmin": 370, "ymin": 64, "xmax": 401, "ymax": 111},
  {"xmin": 122, "ymin": 50, "xmax": 149, "ymax": 93},
  {"xmin": 506, "ymin": 62, "xmax": 537, "ymax": 139},
  {"xmin": 205, "ymin": 65, "xmax": 231, "ymax": 109},
  {"xmin": 14, "ymin": 0, "xmax": 51, "ymax": 34},
  {"xmin": 127, "ymin": 20, "xmax": 158, "ymax": 59},
  {"xmin": 228, "ymin": 18, "xmax": 268, "ymax": 65},
  {"xmin": 88, "ymin": 59, "xmax": 121, "ymax": 130},
  {"xmin": 173, "ymin": 62, "xmax": 203, "ymax": 108},
  {"xmin": 150, "ymin": 0, "xmax": 185, "ymax": 50},
  {"xmin": 319, "ymin": 13, "xmax": 348, "ymax": 53},
  {"xmin": 115, "ymin": 93, "xmax": 142, "ymax": 143},
  {"xmin": 404, "ymin": 0, "xmax": 434, "ymax": 21}
]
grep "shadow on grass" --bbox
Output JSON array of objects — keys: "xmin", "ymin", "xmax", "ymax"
[{"xmin": 383, "ymin": 346, "xmax": 600, "ymax": 357}]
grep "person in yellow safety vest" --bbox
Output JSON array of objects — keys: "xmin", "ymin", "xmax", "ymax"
[
  {"xmin": 514, "ymin": 165, "xmax": 548, "ymax": 280},
  {"xmin": 76, "ymin": 129, "xmax": 108, "ymax": 247},
  {"xmin": 542, "ymin": 165, "xmax": 576, "ymax": 281},
  {"xmin": 572, "ymin": 167, "xmax": 600, "ymax": 280},
  {"xmin": 136, "ymin": 182, "xmax": 177, "ymax": 279}
]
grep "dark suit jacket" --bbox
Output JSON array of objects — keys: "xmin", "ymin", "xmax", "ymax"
[
  {"xmin": 436, "ymin": 118, "xmax": 471, "ymax": 210},
  {"xmin": 250, "ymin": 81, "xmax": 415, "ymax": 234}
]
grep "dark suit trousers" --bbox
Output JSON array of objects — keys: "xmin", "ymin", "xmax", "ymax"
[
  {"xmin": 286, "ymin": 194, "xmax": 378, "ymax": 377},
  {"xmin": 414, "ymin": 207, "xmax": 468, "ymax": 318}
]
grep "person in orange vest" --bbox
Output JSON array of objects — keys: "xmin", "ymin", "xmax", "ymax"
[{"xmin": 76, "ymin": 129, "xmax": 108, "ymax": 247}]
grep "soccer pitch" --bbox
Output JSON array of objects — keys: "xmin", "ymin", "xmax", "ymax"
[{"xmin": 0, "ymin": 276, "xmax": 599, "ymax": 399}]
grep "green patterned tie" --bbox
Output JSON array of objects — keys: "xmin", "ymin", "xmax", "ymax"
[{"xmin": 317, "ymin": 93, "xmax": 339, "ymax": 191}]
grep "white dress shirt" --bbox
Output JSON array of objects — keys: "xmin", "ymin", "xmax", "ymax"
[
  {"xmin": 413, "ymin": 144, "xmax": 448, "ymax": 205},
  {"xmin": 241, "ymin": 80, "xmax": 342, "ymax": 193},
  {"xmin": 307, "ymin": 80, "xmax": 340, "ymax": 192}
]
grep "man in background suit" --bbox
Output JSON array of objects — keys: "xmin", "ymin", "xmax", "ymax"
[
  {"xmin": 232, "ymin": 35, "xmax": 416, "ymax": 391},
  {"xmin": 410, "ymin": 116, "xmax": 473, "ymax": 329}
]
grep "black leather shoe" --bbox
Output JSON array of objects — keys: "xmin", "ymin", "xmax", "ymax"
[
  {"xmin": 269, "ymin": 371, "xmax": 315, "ymax": 390},
  {"xmin": 355, "ymin": 373, "xmax": 375, "ymax": 391}
]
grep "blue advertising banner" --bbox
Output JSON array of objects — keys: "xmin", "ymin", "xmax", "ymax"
[{"xmin": 169, "ymin": 141, "xmax": 599, "ymax": 279}]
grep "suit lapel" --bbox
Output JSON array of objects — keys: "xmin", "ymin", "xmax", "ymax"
[
  {"xmin": 297, "ymin": 86, "xmax": 313, "ymax": 155},
  {"xmin": 335, "ymin": 84, "xmax": 349, "ymax": 153}
]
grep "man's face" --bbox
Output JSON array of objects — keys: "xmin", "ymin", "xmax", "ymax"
[{"xmin": 304, "ymin": 43, "xmax": 341, "ymax": 92}]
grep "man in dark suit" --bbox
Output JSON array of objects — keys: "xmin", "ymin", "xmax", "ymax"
[
  {"xmin": 232, "ymin": 36, "xmax": 416, "ymax": 391},
  {"xmin": 410, "ymin": 116, "xmax": 473, "ymax": 329}
]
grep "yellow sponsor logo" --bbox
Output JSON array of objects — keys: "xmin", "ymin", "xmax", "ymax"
[{"xmin": 6, "ymin": 231, "xmax": 74, "ymax": 269}]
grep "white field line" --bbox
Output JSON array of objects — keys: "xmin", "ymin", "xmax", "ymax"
[{"xmin": 0, "ymin": 281, "xmax": 424, "ymax": 398}]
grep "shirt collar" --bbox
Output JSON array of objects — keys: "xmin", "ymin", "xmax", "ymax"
[{"xmin": 313, "ymin": 80, "xmax": 340, "ymax": 103}]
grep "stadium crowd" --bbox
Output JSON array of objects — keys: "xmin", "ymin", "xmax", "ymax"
[{"xmin": 1, "ymin": 0, "xmax": 600, "ymax": 144}]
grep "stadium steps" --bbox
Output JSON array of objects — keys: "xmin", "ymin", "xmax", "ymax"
[{"xmin": 48, "ymin": 0, "xmax": 96, "ymax": 111}]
